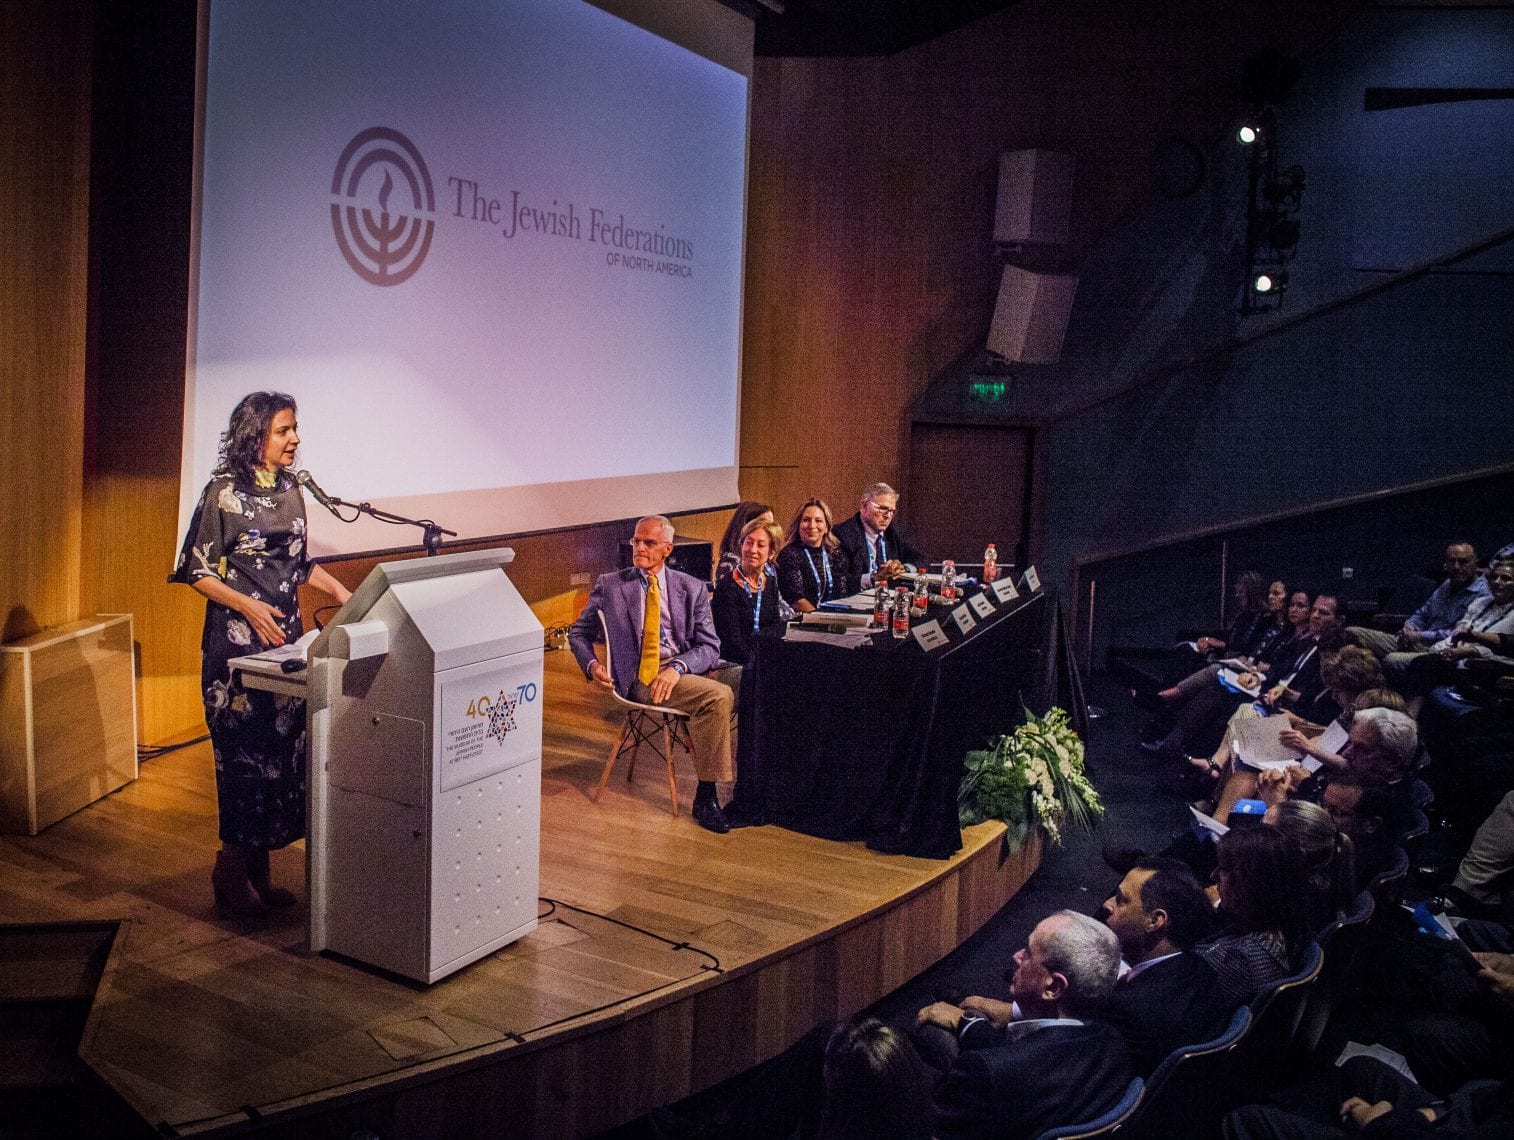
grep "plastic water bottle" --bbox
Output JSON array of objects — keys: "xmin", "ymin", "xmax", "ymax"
[
  {"xmin": 873, "ymin": 584, "xmax": 888, "ymax": 628},
  {"xmin": 941, "ymin": 559, "xmax": 957, "ymax": 601},
  {"xmin": 892, "ymin": 587, "xmax": 911, "ymax": 638},
  {"xmin": 982, "ymin": 544, "xmax": 998, "ymax": 583},
  {"xmin": 912, "ymin": 574, "xmax": 929, "ymax": 612}
]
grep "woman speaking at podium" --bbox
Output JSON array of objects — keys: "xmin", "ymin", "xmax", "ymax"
[{"xmin": 171, "ymin": 392, "xmax": 351, "ymax": 915}]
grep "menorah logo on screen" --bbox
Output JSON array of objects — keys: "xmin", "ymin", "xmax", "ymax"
[{"xmin": 329, "ymin": 127, "xmax": 436, "ymax": 286}]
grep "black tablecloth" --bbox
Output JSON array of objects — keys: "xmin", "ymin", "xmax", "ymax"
[{"xmin": 732, "ymin": 590, "xmax": 1086, "ymax": 858}]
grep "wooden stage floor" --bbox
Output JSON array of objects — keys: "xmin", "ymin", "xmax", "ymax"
[{"xmin": 0, "ymin": 649, "xmax": 1041, "ymax": 1138}]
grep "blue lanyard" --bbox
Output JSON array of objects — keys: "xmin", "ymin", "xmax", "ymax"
[
  {"xmin": 732, "ymin": 567, "xmax": 768, "ymax": 633},
  {"xmin": 803, "ymin": 547, "xmax": 833, "ymax": 599}
]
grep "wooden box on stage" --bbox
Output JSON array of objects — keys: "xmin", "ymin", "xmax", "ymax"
[{"xmin": 0, "ymin": 614, "xmax": 138, "ymax": 835}]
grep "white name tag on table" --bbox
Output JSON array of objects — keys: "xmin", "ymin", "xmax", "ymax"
[
  {"xmin": 912, "ymin": 620, "xmax": 950, "ymax": 651},
  {"xmin": 951, "ymin": 604, "xmax": 977, "ymax": 635},
  {"xmin": 969, "ymin": 592, "xmax": 996, "ymax": 619},
  {"xmin": 1022, "ymin": 565, "xmax": 1040, "ymax": 592},
  {"xmin": 990, "ymin": 577, "xmax": 1020, "ymax": 604}
]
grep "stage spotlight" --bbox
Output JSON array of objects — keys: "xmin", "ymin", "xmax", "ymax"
[
  {"xmin": 1252, "ymin": 269, "xmax": 1288, "ymax": 295},
  {"xmin": 1237, "ymin": 123, "xmax": 1261, "ymax": 145}
]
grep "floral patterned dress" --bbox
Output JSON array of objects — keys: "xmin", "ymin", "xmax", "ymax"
[{"xmin": 172, "ymin": 471, "xmax": 313, "ymax": 849}]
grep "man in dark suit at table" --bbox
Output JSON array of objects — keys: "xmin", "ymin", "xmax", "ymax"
[
  {"xmin": 914, "ymin": 910, "xmax": 1133, "ymax": 1139},
  {"xmin": 832, "ymin": 481, "xmax": 928, "ymax": 590},
  {"xmin": 568, "ymin": 515, "xmax": 736, "ymax": 833},
  {"xmin": 1102, "ymin": 856, "xmax": 1237, "ymax": 1074}
]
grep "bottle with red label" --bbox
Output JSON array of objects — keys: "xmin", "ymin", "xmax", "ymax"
[
  {"xmin": 912, "ymin": 574, "xmax": 929, "ymax": 612},
  {"xmin": 873, "ymin": 584, "xmax": 888, "ymax": 628},
  {"xmin": 982, "ymin": 544, "xmax": 998, "ymax": 583},
  {"xmin": 891, "ymin": 587, "xmax": 911, "ymax": 639},
  {"xmin": 941, "ymin": 559, "xmax": 957, "ymax": 601}
]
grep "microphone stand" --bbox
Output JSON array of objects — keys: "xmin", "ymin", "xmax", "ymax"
[{"xmin": 324, "ymin": 497, "xmax": 457, "ymax": 556}]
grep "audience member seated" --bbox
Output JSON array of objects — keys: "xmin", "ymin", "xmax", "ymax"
[
  {"xmin": 818, "ymin": 1018, "xmax": 934, "ymax": 1140},
  {"xmin": 1165, "ymin": 571, "xmax": 1274, "ymax": 681},
  {"xmin": 1253, "ymin": 708, "xmax": 1420, "ymax": 838},
  {"xmin": 1384, "ymin": 548, "xmax": 1514, "ymax": 697},
  {"xmin": 568, "ymin": 514, "xmax": 738, "ymax": 834},
  {"xmin": 1221, "ymin": 1053, "xmax": 1514, "ymax": 1139},
  {"xmin": 1265, "ymin": 799, "xmax": 1358, "ymax": 932},
  {"xmin": 712, "ymin": 518, "xmax": 784, "ymax": 666},
  {"xmin": 1348, "ymin": 541, "xmax": 1489, "ymax": 659},
  {"xmin": 1101, "ymin": 857, "xmax": 1236, "ymax": 1074},
  {"xmin": 1154, "ymin": 580, "xmax": 1295, "ymax": 707},
  {"xmin": 1321, "ymin": 770, "xmax": 1406, "ymax": 890},
  {"xmin": 776, "ymin": 497, "xmax": 853, "ymax": 613},
  {"xmin": 1144, "ymin": 593, "xmax": 1339, "ymax": 765},
  {"xmin": 1445, "ymin": 790, "xmax": 1514, "ymax": 921},
  {"xmin": 1199, "ymin": 827, "xmax": 1311, "ymax": 1006},
  {"xmin": 832, "ymin": 481, "xmax": 927, "ymax": 592},
  {"xmin": 913, "ymin": 911, "xmax": 1133, "ymax": 1140}
]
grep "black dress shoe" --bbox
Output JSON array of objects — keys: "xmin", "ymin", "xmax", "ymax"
[
  {"xmin": 692, "ymin": 798, "xmax": 730, "ymax": 834},
  {"xmin": 720, "ymin": 799, "xmax": 766, "ymax": 829}
]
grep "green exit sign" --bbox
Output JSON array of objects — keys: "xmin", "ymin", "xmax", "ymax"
[{"xmin": 969, "ymin": 379, "xmax": 1006, "ymax": 402}]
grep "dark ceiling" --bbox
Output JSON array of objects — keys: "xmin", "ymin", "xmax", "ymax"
[{"xmin": 741, "ymin": 0, "xmax": 1023, "ymax": 57}]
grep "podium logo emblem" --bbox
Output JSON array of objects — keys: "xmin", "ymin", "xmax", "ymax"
[
  {"xmin": 330, "ymin": 127, "xmax": 435, "ymax": 286},
  {"xmin": 485, "ymin": 689, "xmax": 519, "ymax": 744}
]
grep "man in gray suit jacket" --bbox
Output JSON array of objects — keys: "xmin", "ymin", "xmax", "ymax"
[{"xmin": 569, "ymin": 515, "xmax": 737, "ymax": 832}]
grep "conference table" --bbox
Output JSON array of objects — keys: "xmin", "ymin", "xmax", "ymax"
[{"xmin": 731, "ymin": 587, "xmax": 1087, "ymax": 859}]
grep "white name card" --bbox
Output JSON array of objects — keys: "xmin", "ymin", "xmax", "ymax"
[
  {"xmin": 969, "ymin": 592, "xmax": 995, "ymax": 619},
  {"xmin": 951, "ymin": 604, "xmax": 977, "ymax": 635},
  {"xmin": 991, "ymin": 576, "xmax": 1020, "ymax": 604},
  {"xmin": 911, "ymin": 620, "xmax": 950, "ymax": 651},
  {"xmin": 1023, "ymin": 565, "xmax": 1041, "ymax": 592}
]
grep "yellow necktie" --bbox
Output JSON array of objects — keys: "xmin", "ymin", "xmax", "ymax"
[{"xmin": 639, "ymin": 572, "xmax": 661, "ymax": 685}]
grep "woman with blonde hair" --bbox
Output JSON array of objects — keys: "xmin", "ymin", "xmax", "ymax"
[{"xmin": 777, "ymin": 497, "xmax": 852, "ymax": 613}]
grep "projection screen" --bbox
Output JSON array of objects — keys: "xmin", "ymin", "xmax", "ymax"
[{"xmin": 182, "ymin": 0, "xmax": 750, "ymax": 557}]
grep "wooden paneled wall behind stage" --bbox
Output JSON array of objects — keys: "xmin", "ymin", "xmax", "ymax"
[
  {"xmin": 10, "ymin": 0, "xmax": 1336, "ymax": 744},
  {"xmin": 1, "ymin": 0, "xmax": 92, "ymax": 643}
]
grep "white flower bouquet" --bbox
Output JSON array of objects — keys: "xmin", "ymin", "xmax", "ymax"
[{"xmin": 958, "ymin": 705, "xmax": 1102, "ymax": 849}]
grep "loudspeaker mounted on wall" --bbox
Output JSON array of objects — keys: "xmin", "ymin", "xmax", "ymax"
[
  {"xmin": 994, "ymin": 149, "xmax": 1074, "ymax": 247},
  {"xmin": 987, "ymin": 264, "xmax": 1078, "ymax": 364}
]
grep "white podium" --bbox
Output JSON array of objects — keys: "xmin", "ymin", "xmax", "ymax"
[{"xmin": 305, "ymin": 547, "xmax": 542, "ymax": 983}]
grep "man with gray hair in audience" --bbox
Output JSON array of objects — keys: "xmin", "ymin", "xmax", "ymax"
[
  {"xmin": 914, "ymin": 910, "xmax": 1133, "ymax": 1139},
  {"xmin": 832, "ymin": 481, "xmax": 928, "ymax": 591}
]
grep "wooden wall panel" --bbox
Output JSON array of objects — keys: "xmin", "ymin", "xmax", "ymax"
[
  {"xmin": 906, "ymin": 424, "xmax": 1031, "ymax": 566},
  {"xmin": 0, "ymin": 0, "xmax": 93, "ymax": 642}
]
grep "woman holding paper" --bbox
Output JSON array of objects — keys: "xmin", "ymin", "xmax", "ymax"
[{"xmin": 171, "ymin": 392, "xmax": 351, "ymax": 915}]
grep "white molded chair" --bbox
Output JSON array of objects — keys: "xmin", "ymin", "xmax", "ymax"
[{"xmin": 595, "ymin": 612, "xmax": 696, "ymax": 814}]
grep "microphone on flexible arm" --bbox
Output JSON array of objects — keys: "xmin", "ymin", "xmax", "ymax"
[{"xmin": 295, "ymin": 469, "xmax": 343, "ymax": 517}]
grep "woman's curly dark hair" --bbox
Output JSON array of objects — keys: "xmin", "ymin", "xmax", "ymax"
[{"xmin": 215, "ymin": 391, "xmax": 298, "ymax": 480}]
